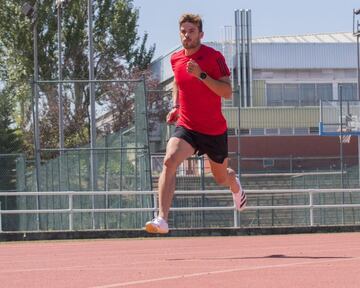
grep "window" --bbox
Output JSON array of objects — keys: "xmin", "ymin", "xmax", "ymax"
[
  {"xmin": 283, "ymin": 84, "xmax": 299, "ymax": 106},
  {"xmin": 250, "ymin": 128, "xmax": 265, "ymax": 135},
  {"xmin": 317, "ymin": 83, "xmax": 333, "ymax": 101},
  {"xmin": 267, "ymin": 84, "xmax": 282, "ymax": 106},
  {"xmin": 279, "ymin": 128, "xmax": 293, "ymax": 135},
  {"xmin": 227, "ymin": 128, "xmax": 236, "ymax": 135},
  {"xmin": 263, "ymin": 159, "xmax": 275, "ymax": 168},
  {"xmin": 265, "ymin": 128, "xmax": 279, "ymax": 135},
  {"xmin": 294, "ymin": 128, "xmax": 309, "ymax": 135},
  {"xmin": 239, "ymin": 129, "xmax": 250, "ymax": 135},
  {"xmin": 300, "ymin": 84, "xmax": 316, "ymax": 106},
  {"xmin": 339, "ymin": 83, "xmax": 357, "ymax": 101},
  {"xmin": 309, "ymin": 127, "xmax": 319, "ymax": 134},
  {"xmin": 267, "ymin": 83, "xmax": 333, "ymax": 106},
  {"xmin": 244, "ymin": 127, "xmax": 315, "ymax": 136}
]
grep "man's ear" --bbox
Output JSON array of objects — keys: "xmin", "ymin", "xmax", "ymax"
[{"xmin": 200, "ymin": 31, "xmax": 204, "ymax": 39}]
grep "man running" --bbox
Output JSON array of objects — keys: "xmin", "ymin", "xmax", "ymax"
[{"xmin": 145, "ymin": 13, "xmax": 246, "ymax": 234}]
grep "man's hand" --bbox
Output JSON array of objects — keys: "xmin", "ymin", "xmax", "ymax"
[
  {"xmin": 166, "ymin": 107, "xmax": 180, "ymax": 124},
  {"xmin": 186, "ymin": 59, "xmax": 201, "ymax": 78}
]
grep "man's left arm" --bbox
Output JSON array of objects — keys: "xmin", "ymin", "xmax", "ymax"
[
  {"xmin": 186, "ymin": 59, "xmax": 232, "ymax": 99},
  {"xmin": 201, "ymin": 75, "xmax": 232, "ymax": 99}
]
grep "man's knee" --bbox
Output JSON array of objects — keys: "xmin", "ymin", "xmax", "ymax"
[{"xmin": 163, "ymin": 153, "xmax": 179, "ymax": 171}]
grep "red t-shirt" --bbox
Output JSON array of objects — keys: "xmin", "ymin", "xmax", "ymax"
[{"xmin": 171, "ymin": 44, "xmax": 230, "ymax": 135}]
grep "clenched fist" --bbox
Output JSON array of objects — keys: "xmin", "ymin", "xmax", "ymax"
[
  {"xmin": 186, "ymin": 59, "xmax": 201, "ymax": 78},
  {"xmin": 166, "ymin": 107, "xmax": 180, "ymax": 124}
]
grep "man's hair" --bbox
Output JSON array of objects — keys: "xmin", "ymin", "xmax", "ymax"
[{"xmin": 179, "ymin": 13, "xmax": 203, "ymax": 32}]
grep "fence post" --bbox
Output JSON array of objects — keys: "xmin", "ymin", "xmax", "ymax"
[
  {"xmin": 200, "ymin": 156, "xmax": 205, "ymax": 190},
  {"xmin": 234, "ymin": 209, "xmax": 239, "ymax": 228},
  {"xmin": 153, "ymin": 190, "xmax": 157, "ymax": 218},
  {"xmin": 69, "ymin": 193, "xmax": 73, "ymax": 231},
  {"xmin": 309, "ymin": 191, "xmax": 314, "ymax": 226},
  {"xmin": 0, "ymin": 201, "xmax": 2, "ymax": 232},
  {"xmin": 200, "ymin": 156, "xmax": 206, "ymax": 225}
]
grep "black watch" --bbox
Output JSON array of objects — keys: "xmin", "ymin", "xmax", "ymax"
[{"xmin": 199, "ymin": 72, "xmax": 207, "ymax": 80}]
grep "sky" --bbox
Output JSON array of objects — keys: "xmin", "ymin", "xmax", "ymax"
[{"xmin": 132, "ymin": 0, "xmax": 360, "ymax": 59}]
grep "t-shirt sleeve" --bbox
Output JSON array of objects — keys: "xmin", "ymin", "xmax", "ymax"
[
  {"xmin": 170, "ymin": 54, "xmax": 175, "ymax": 72},
  {"xmin": 212, "ymin": 52, "xmax": 231, "ymax": 79}
]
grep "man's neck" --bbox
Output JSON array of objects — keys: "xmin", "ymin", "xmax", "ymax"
[{"xmin": 184, "ymin": 44, "xmax": 202, "ymax": 56}]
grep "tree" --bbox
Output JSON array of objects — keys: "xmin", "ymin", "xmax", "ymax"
[
  {"xmin": 0, "ymin": 85, "xmax": 23, "ymax": 230},
  {"xmin": 0, "ymin": 0, "xmax": 157, "ymax": 154},
  {"xmin": 0, "ymin": 87, "xmax": 23, "ymax": 156}
]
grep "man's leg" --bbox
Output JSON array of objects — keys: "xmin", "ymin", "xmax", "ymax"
[
  {"xmin": 145, "ymin": 137, "xmax": 194, "ymax": 234},
  {"xmin": 208, "ymin": 158, "xmax": 239, "ymax": 192},
  {"xmin": 158, "ymin": 137, "xmax": 194, "ymax": 221},
  {"xmin": 209, "ymin": 158, "xmax": 246, "ymax": 211}
]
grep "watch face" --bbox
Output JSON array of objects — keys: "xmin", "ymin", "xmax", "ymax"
[{"xmin": 200, "ymin": 72, "xmax": 207, "ymax": 80}]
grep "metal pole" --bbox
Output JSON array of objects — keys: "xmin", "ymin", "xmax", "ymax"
[
  {"xmin": 357, "ymin": 34, "xmax": 360, "ymax": 100},
  {"xmin": 246, "ymin": 10, "xmax": 253, "ymax": 107},
  {"xmin": 237, "ymin": 107, "xmax": 241, "ymax": 176},
  {"xmin": 200, "ymin": 156, "xmax": 205, "ymax": 226},
  {"xmin": 69, "ymin": 194, "xmax": 73, "ymax": 230},
  {"xmin": 234, "ymin": 9, "xmax": 241, "ymax": 107},
  {"xmin": 119, "ymin": 133, "xmax": 123, "ymax": 190},
  {"xmin": 57, "ymin": 4, "xmax": 65, "ymax": 191},
  {"xmin": 241, "ymin": 10, "xmax": 247, "ymax": 107},
  {"xmin": 234, "ymin": 10, "xmax": 242, "ymax": 175},
  {"xmin": 142, "ymin": 78, "xmax": 153, "ymax": 191},
  {"xmin": 339, "ymin": 86, "xmax": 345, "ymax": 224},
  {"xmin": 309, "ymin": 191, "xmax": 314, "ymax": 226},
  {"xmin": 88, "ymin": 0, "xmax": 96, "ymax": 228},
  {"xmin": 339, "ymin": 86, "xmax": 344, "ymax": 189},
  {"xmin": 353, "ymin": 9, "xmax": 360, "ymax": 192},
  {"xmin": 33, "ymin": 4, "xmax": 41, "ymax": 192},
  {"xmin": 356, "ymin": 27, "xmax": 360, "ymax": 186},
  {"xmin": 32, "ymin": 2, "xmax": 41, "ymax": 230},
  {"xmin": 235, "ymin": 10, "xmax": 242, "ymax": 226},
  {"xmin": 0, "ymin": 201, "xmax": 2, "ymax": 232}
]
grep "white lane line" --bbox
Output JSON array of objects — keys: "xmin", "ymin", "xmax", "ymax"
[
  {"xmin": 90, "ymin": 256, "xmax": 360, "ymax": 288},
  {"xmin": 0, "ymin": 265, "xmax": 86, "ymax": 273}
]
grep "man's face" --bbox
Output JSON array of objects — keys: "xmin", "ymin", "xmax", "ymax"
[{"xmin": 179, "ymin": 22, "xmax": 203, "ymax": 49}]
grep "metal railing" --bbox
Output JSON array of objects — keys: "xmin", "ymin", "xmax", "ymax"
[{"xmin": 0, "ymin": 188, "xmax": 360, "ymax": 232}]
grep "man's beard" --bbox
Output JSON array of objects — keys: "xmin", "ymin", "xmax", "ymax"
[{"xmin": 182, "ymin": 38, "xmax": 201, "ymax": 49}]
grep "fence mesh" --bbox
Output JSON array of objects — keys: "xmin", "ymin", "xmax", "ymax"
[
  {"xmin": 1, "ymin": 79, "xmax": 360, "ymax": 231},
  {"xmin": 1, "ymin": 79, "xmax": 153, "ymax": 231}
]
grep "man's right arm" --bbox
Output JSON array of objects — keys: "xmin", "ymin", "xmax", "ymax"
[
  {"xmin": 172, "ymin": 80, "xmax": 179, "ymax": 107},
  {"xmin": 166, "ymin": 80, "xmax": 180, "ymax": 124}
]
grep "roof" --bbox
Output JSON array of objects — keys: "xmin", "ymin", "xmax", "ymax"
[{"xmin": 252, "ymin": 32, "xmax": 356, "ymax": 43}]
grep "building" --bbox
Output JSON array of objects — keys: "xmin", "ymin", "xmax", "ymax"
[{"xmin": 150, "ymin": 32, "xmax": 359, "ymax": 174}]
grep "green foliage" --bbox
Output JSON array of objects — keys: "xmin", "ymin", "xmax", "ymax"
[
  {"xmin": 0, "ymin": 0, "xmax": 156, "ymax": 154},
  {"xmin": 0, "ymin": 86, "xmax": 23, "ymax": 194},
  {"xmin": 0, "ymin": 87, "xmax": 22, "ymax": 154}
]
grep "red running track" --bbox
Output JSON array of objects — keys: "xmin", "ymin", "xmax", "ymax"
[{"xmin": 0, "ymin": 232, "xmax": 360, "ymax": 288}]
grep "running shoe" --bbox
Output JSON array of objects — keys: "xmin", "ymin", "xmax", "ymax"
[
  {"xmin": 145, "ymin": 217, "xmax": 169, "ymax": 234},
  {"xmin": 231, "ymin": 177, "xmax": 247, "ymax": 211}
]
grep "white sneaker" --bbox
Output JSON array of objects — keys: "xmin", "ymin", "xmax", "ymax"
[
  {"xmin": 231, "ymin": 177, "xmax": 247, "ymax": 211},
  {"xmin": 145, "ymin": 217, "xmax": 169, "ymax": 234}
]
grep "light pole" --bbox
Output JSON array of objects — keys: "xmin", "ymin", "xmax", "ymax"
[
  {"xmin": 88, "ymin": 0, "xmax": 97, "ymax": 229},
  {"xmin": 56, "ymin": 1, "xmax": 65, "ymax": 151},
  {"xmin": 22, "ymin": 2, "xmax": 41, "ymax": 192},
  {"xmin": 56, "ymin": 1, "xmax": 64, "ymax": 191},
  {"xmin": 353, "ymin": 9, "xmax": 360, "ymax": 185},
  {"xmin": 22, "ymin": 2, "xmax": 41, "ymax": 230},
  {"xmin": 55, "ymin": 0, "xmax": 70, "ymax": 190}
]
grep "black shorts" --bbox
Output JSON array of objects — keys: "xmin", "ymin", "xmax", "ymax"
[{"xmin": 172, "ymin": 126, "xmax": 228, "ymax": 164}]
